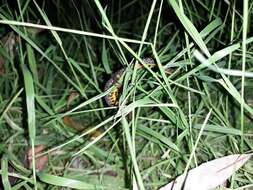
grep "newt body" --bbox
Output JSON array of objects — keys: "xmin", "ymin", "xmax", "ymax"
[
  {"xmin": 104, "ymin": 68, "xmax": 125, "ymax": 106},
  {"xmin": 104, "ymin": 57, "xmax": 156, "ymax": 106}
]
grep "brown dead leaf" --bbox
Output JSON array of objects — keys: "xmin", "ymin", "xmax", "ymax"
[
  {"xmin": 63, "ymin": 116, "xmax": 102, "ymax": 139},
  {"xmin": 0, "ymin": 32, "xmax": 21, "ymax": 76},
  {"xmin": 1, "ymin": 32, "xmax": 20, "ymax": 59},
  {"xmin": 26, "ymin": 145, "xmax": 48, "ymax": 172},
  {"xmin": 66, "ymin": 91, "xmax": 80, "ymax": 109},
  {"xmin": 63, "ymin": 116, "xmax": 84, "ymax": 131}
]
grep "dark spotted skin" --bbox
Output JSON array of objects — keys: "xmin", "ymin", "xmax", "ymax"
[
  {"xmin": 104, "ymin": 58, "xmax": 156, "ymax": 106},
  {"xmin": 142, "ymin": 57, "xmax": 155, "ymax": 65}
]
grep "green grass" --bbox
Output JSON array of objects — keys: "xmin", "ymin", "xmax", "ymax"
[{"xmin": 0, "ymin": 0, "xmax": 253, "ymax": 189}]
